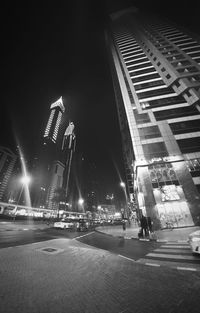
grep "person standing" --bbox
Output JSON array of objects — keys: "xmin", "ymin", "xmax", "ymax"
[
  {"xmin": 122, "ymin": 219, "xmax": 126, "ymax": 231},
  {"xmin": 147, "ymin": 216, "xmax": 152, "ymax": 233},
  {"xmin": 140, "ymin": 215, "xmax": 148, "ymax": 237}
]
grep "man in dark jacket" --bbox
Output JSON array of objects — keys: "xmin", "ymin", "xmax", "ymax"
[{"xmin": 140, "ymin": 215, "xmax": 148, "ymax": 237}]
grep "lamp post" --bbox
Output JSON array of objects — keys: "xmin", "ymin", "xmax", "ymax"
[
  {"xmin": 17, "ymin": 175, "xmax": 31, "ymax": 205},
  {"xmin": 13, "ymin": 175, "xmax": 31, "ymax": 221},
  {"xmin": 78, "ymin": 198, "xmax": 84, "ymax": 213},
  {"xmin": 120, "ymin": 181, "xmax": 128, "ymax": 219}
]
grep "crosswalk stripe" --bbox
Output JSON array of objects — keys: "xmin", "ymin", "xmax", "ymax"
[
  {"xmin": 164, "ymin": 242, "xmax": 188, "ymax": 245},
  {"xmin": 146, "ymin": 252, "xmax": 199, "ymax": 260},
  {"xmin": 160, "ymin": 245, "xmax": 190, "ymax": 249},
  {"xmin": 177, "ymin": 267, "xmax": 197, "ymax": 271},
  {"xmin": 137, "ymin": 258, "xmax": 199, "ymax": 270},
  {"xmin": 154, "ymin": 248, "xmax": 192, "ymax": 253}
]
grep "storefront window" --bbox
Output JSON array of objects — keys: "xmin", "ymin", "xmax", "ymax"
[{"xmin": 148, "ymin": 163, "xmax": 178, "ymax": 186}]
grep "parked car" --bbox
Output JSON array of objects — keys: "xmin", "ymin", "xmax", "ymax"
[
  {"xmin": 53, "ymin": 219, "xmax": 74, "ymax": 230},
  {"xmin": 77, "ymin": 219, "xmax": 90, "ymax": 232},
  {"xmin": 188, "ymin": 230, "xmax": 200, "ymax": 255}
]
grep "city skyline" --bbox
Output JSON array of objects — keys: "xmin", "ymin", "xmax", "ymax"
[{"xmin": 1, "ymin": 0, "xmax": 200, "ymax": 205}]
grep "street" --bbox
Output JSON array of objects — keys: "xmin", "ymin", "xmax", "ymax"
[{"xmin": 0, "ymin": 220, "xmax": 200, "ymax": 313}]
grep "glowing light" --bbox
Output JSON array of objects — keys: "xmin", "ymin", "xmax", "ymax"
[
  {"xmin": 20, "ymin": 175, "xmax": 31, "ymax": 185},
  {"xmin": 78, "ymin": 198, "xmax": 84, "ymax": 206},
  {"xmin": 120, "ymin": 182, "xmax": 126, "ymax": 188}
]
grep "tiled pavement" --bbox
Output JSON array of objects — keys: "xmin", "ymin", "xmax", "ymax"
[{"xmin": 1, "ymin": 237, "xmax": 200, "ymax": 313}]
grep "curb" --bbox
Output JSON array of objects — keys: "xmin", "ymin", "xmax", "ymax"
[{"xmin": 95, "ymin": 229, "xmax": 188, "ymax": 243}]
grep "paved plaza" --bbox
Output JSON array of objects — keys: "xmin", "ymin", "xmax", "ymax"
[{"xmin": 1, "ymin": 237, "xmax": 200, "ymax": 313}]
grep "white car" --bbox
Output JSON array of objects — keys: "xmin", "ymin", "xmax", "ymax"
[
  {"xmin": 188, "ymin": 230, "xmax": 200, "ymax": 255},
  {"xmin": 53, "ymin": 219, "xmax": 74, "ymax": 229}
]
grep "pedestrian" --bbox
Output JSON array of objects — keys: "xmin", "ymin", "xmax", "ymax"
[
  {"xmin": 147, "ymin": 216, "xmax": 152, "ymax": 233},
  {"xmin": 122, "ymin": 219, "xmax": 126, "ymax": 231},
  {"xmin": 140, "ymin": 215, "xmax": 148, "ymax": 237}
]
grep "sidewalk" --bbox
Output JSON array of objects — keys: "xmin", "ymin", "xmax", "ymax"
[{"xmin": 96, "ymin": 223, "xmax": 200, "ymax": 242}]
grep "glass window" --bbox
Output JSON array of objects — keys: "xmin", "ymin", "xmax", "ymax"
[
  {"xmin": 141, "ymin": 95, "xmax": 185, "ymax": 109},
  {"xmin": 177, "ymin": 137, "xmax": 200, "ymax": 153},
  {"xmin": 134, "ymin": 110, "xmax": 150, "ymax": 124},
  {"xmin": 143, "ymin": 142, "xmax": 168, "ymax": 159},
  {"xmin": 131, "ymin": 73, "xmax": 159, "ymax": 83},
  {"xmin": 170, "ymin": 119, "xmax": 200, "ymax": 134},
  {"xmin": 148, "ymin": 163, "xmax": 178, "ymax": 186},
  {"xmin": 139, "ymin": 126, "xmax": 161, "ymax": 140},
  {"xmin": 137, "ymin": 86, "xmax": 174, "ymax": 100},
  {"xmin": 134, "ymin": 80, "xmax": 165, "ymax": 91},
  {"xmin": 154, "ymin": 105, "xmax": 199, "ymax": 121}
]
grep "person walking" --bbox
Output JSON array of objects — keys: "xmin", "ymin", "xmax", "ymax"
[
  {"xmin": 140, "ymin": 215, "xmax": 148, "ymax": 237},
  {"xmin": 122, "ymin": 219, "xmax": 126, "ymax": 231},
  {"xmin": 147, "ymin": 216, "xmax": 152, "ymax": 233}
]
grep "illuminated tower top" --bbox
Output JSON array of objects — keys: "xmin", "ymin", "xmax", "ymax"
[{"xmin": 44, "ymin": 96, "xmax": 65, "ymax": 144}]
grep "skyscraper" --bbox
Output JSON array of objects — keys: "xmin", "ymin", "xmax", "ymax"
[
  {"xmin": 106, "ymin": 7, "xmax": 200, "ymax": 229},
  {"xmin": 43, "ymin": 96, "xmax": 65, "ymax": 144},
  {"xmin": 0, "ymin": 146, "xmax": 17, "ymax": 201},
  {"xmin": 41, "ymin": 98, "xmax": 76, "ymax": 211}
]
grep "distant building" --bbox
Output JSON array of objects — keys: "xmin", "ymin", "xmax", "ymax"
[
  {"xmin": 106, "ymin": 6, "xmax": 200, "ymax": 229},
  {"xmin": 45, "ymin": 160, "xmax": 65, "ymax": 210},
  {"xmin": 97, "ymin": 204, "xmax": 116, "ymax": 219},
  {"xmin": 0, "ymin": 146, "xmax": 18, "ymax": 201}
]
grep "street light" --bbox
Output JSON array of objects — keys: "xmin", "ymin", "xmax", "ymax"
[
  {"xmin": 17, "ymin": 175, "xmax": 31, "ymax": 206},
  {"xmin": 12, "ymin": 175, "xmax": 31, "ymax": 221},
  {"xmin": 120, "ymin": 181, "xmax": 128, "ymax": 219},
  {"xmin": 78, "ymin": 198, "xmax": 84, "ymax": 212},
  {"xmin": 120, "ymin": 182, "xmax": 126, "ymax": 188}
]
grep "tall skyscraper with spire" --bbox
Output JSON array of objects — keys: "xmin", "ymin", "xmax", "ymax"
[
  {"xmin": 43, "ymin": 96, "xmax": 65, "ymax": 144},
  {"xmin": 106, "ymin": 6, "xmax": 200, "ymax": 229},
  {"xmin": 40, "ymin": 97, "xmax": 76, "ymax": 211}
]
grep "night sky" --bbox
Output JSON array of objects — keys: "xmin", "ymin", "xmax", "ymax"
[{"xmin": 1, "ymin": 0, "xmax": 199, "ymax": 202}]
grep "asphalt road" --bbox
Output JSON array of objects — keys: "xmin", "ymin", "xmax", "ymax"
[
  {"xmin": 1, "ymin": 219, "xmax": 200, "ymax": 271},
  {"xmin": 0, "ymin": 221, "xmax": 161, "ymax": 261}
]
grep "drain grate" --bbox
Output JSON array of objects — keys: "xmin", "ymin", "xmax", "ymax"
[
  {"xmin": 42, "ymin": 248, "xmax": 57, "ymax": 253},
  {"xmin": 37, "ymin": 247, "xmax": 64, "ymax": 255}
]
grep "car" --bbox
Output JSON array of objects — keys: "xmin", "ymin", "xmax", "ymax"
[
  {"xmin": 53, "ymin": 219, "xmax": 74, "ymax": 230},
  {"xmin": 188, "ymin": 230, "xmax": 200, "ymax": 255},
  {"xmin": 77, "ymin": 219, "xmax": 90, "ymax": 232}
]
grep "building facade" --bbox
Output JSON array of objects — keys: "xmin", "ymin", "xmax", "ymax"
[
  {"xmin": 0, "ymin": 146, "xmax": 18, "ymax": 201},
  {"xmin": 106, "ymin": 7, "xmax": 200, "ymax": 229}
]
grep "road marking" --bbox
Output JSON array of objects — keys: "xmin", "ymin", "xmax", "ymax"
[
  {"xmin": 160, "ymin": 245, "xmax": 190, "ymax": 249},
  {"xmin": 23, "ymin": 228, "xmax": 29, "ymax": 231},
  {"xmin": 177, "ymin": 267, "xmax": 197, "ymax": 271},
  {"xmin": 154, "ymin": 248, "xmax": 191, "ymax": 253},
  {"xmin": 145, "ymin": 262, "xmax": 160, "ymax": 267},
  {"xmin": 157, "ymin": 240, "xmax": 168, "ymax": 242},
  {"xmin": 146, "ymin": 253, "xmax": 199, "ymax": 260},
  {"xmin": 137, "ymin": 258, "xmax": 200, "ymax": 271},
  {"xmin": 74, "ymin": 231, "xmax": 95, "ymax": 240},
  {"xmin": 118, "ymin": 254, "xmax": 135, "ymax": 262},
  {"xmin": 163, "ymin": 242, "xmax": 188, "ymax": 246}
]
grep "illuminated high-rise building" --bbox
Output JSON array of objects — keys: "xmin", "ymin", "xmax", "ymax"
[
  {"xmin": 0, "ymin": 146, "xmax": 17, "ymax": 201},
  {"xmin": 106, "ymin": 7, "xmax": 200, "ymax": 229},
  {"xmin": 43, "ymin": 96, "xmax": 65, "ymax": 144}
]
